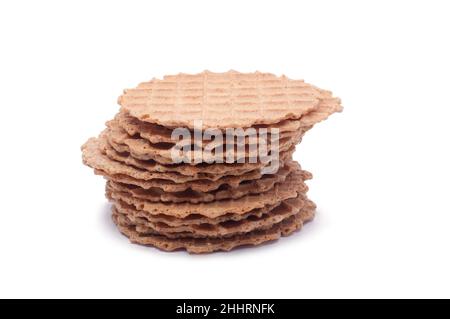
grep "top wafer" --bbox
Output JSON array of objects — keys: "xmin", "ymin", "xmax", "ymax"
[{"xmin": 119, "ymin": 70, "xmax": 342, "ymax": 129}]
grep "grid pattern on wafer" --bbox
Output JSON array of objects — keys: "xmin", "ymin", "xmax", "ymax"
[{"xmin": 119, "ymin": 71, "xmax": 325, "ymax": 129}]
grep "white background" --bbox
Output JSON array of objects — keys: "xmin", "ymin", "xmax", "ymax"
[{"xmin": 1, "ymin": 0, "xmax": 449, "ymax": 299}]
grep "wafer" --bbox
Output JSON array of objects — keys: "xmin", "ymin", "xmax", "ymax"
[
  {"xmin": 112, "ymin": 200, "xmax": 315, "ymax": 253},
  {"xmin": 105, "ymin": 121, "xmax": 302, "ymax": 164},
  {"xmin": 109, "ymin": 161, "xmax": 307, "ymax": 203},
  {"xmin": 101, "ymin": 136, "xmax": 267, "ymax": 178},
  {"xmin": 96, "ymin": 167, "xmax": 267, "ymax": 192},
  {"xmin": 101, "ymin": 135, "xmax": 293, "ymax": 177},
  {"xmin": 119, "ymin": 71, "xmax": 332, "ymax": 129},
  {"xmin": 116, "ymin": 111, "xmax": 309, "ymax": 146},
  {"xmin": 114, "ymin": 195, "xmax": 311, "ymax": 238},
  {"xmin": 106, "ymin": 162, "xmax": 310, "ymax": 204},
  {"xmin": 111, "ymin": 197, "xmax": 281, "ymax": 227},
  {"xmin": 106, "ymin": 168, "xmax": 308, "ymax": 219},
  {"xmin": 83, "ymin": 136, "xmax": 294, "ymax": 187},
  {"xmin": 300, "ymin": 88, "xmax": 343, "ymax": 126}
]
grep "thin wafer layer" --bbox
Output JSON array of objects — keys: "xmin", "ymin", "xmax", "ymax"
[
  {"xmin": 112, "ymin": 200, "xmax": 315, "ymax": 253},
  {"xmin": 106, "ymin": 168, "xmax": 308, "ymax": 218},
  {"xmin": 107, "ymin": 161, "xmax": 308, "ymax": 203},
  {"xmin": 106, "ymin": 121, "xmax": 302, "ymax": 163},
  {"xmin": 119, "ymin": 71, "xmax": 341, "ymax": 129},
  {"xmin": 82, "ymin": 137, "xmax": 294, "ymax": 188},
  {"xmin": 116, "ymin": 111, "xmax": 308, "ymax": 145},
  {"xmin": 97, "ymin": 167, "xmax": 267, "ymax": 192},
  {"xmin": 300, "ymin": 88, "xmax": 343, "ymax": 126},
  {"xmin": 114, "ymin": 195, "xmax": 311, "ymax": 238},
  {"xmin": 101, "ymin": 137, "xmax": 268, "ymax": 178},
  {"xmin": 111, "ymin": 198, "xmax": 281, "ymax": 227}
]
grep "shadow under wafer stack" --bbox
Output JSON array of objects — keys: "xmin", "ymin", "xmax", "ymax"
[{"xmin": 82, "ymin": 71, "xmax": 342, "ymax": 253}]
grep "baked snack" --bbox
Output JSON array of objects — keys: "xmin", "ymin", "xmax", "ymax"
[{"xmin": 81, "ymin": 71, "xmax": 342, "ymax": 253}]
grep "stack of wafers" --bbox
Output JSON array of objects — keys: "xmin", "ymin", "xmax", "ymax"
[{"xmin": 82, "ymin": 71, "xmax": 342, "ymax": 253}]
